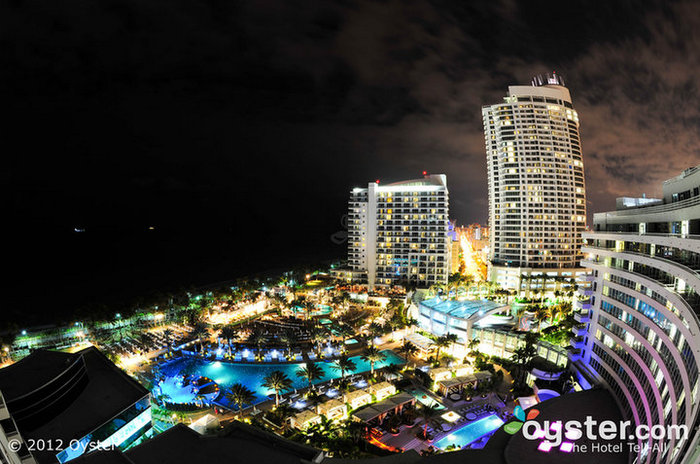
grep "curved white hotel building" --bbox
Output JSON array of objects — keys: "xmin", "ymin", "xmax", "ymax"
[
  {"xmin": 483, "ymin": 74, "xmax": 587, "ymax": 295},
  {"xmin": 575, "ymin": 167, "xmax": 700, "ymax": 464}
]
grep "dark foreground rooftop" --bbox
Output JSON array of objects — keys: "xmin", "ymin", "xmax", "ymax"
[
  {"xmin": 74, "ymin": 422, "xmax": 323, "ymax": 464},
  {"xmin": 0, "ymin": 347, "xmax": 149, "ymax": 464},
  {"xmin": 0, "ymin": 349, "xmax": 77, "ymax": 399}
]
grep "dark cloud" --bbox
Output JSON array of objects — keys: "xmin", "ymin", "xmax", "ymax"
[{"xmin": 1, "ymin": 0, "xmax": 697, "ymax": 239}]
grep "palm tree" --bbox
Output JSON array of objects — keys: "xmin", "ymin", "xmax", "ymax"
[
  {"xmin": 262, "ymin": 370, "xmax": 293, "ymax": 407},
  {"xmin": 163, "ymin": 328, "xmax": 174, "ymax": 353},
  {"xmin": 335, "ymin": 324, "xmax": 354, "ymax": 345},
  {"xmin": 219, "ymin": 325, "xmax": 237, "ymax": 356},
  {"xmin": 224, "ymin": 383, "xmax": 256, "ymax": 414},
  {"xmin": 280, "ymin": 329, "xmax": 298, "ymax": 358},
  {"xmin": 444, "ymin": 333, "xmax": 459, "ymax": 355},
  {"xmin": 534, "ymin": 306, "xmax": 549, "ymax": 332},
  {"xmin": 305, "ymin": 414, "xmax": 339, "ymax": 448},
  {"xmin": 310, "ymin": 328, "xmax": 327, "ymax": 356},
  {"xmin": 304, "ymin": 299, "xmax": 316, "ymax": 321},
  {"xmin": 467, "ymin": 337, "xmax": 481, "ymax": 352},
  {"xmin": 360, "ymin": 346, "xmax": 386, "ymax": 376},
  {"xmin": 250, "ymin": 331, "xmax": 268, "ymax": 359},
  {"xmin": 296, "ymin": 362, "xmax": 325, "ymax": 391},
  {"xmin": 330, "ymin": 354, "xmax": 357, "ymax": 379},
  {"xmin": 434, "ymin": 335, "xmax": 451, "ymax": 362},
  {"xmin": 398, "ymin": 341, "xmax": 418, "ymax": 360},
  {"xmin": 419, "ymin": 404, "xmax": 441, "ymax": 440},
  {"xmin": 403, "ymin": 317, "xmax": 418, "ymax": 342},
  {"xmin": 190, "ymin": 323, "xmax": 208, "ymax": 352},
  {"xmin": 382, "ymin": 362, "xmax": 401, "ymax": 378},
  {"xmin": 343, "ymin": 418, "xmax": 367, "ymax": 445},
  {"xmin": 367, "ymin": 322, "xmax": 384, "ymax": 344}
]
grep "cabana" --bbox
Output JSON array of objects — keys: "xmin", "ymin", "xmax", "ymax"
[
  {"xmin": 351, "ymin": 393, "xmax": 416, "ymax": 425},
  {"xmin": 435, "ymin": 371, "xmax": 493, "ymax": 396},
  {"xmin": 345, "ymin": 389, "xmax": 372, "ymax": 410},
  {"xmin": 429, "ymin": 367, "xmax": 452, "ymax": 382},
  {"xmin": 318, "ymin": 399, "xmax": 347, "ymax": 420},
  {"xmin": 404, "ymin": 332, "xmax": 436, "ymax": 355},
  {"xmin": 290, "ymin": 410, "xmax": 322, "ymax": 429},
  {"xmin": 453, "ymin": 363, "xmax": 471, "ymax": 377},
  {"xmin": 369, "ymin": 381, "xmax": 397, "ymax": 401}
]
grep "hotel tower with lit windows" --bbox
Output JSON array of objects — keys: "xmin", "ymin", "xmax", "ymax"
[
  {"xmin": 574, "ymin": 166, "xmax": 700, "ymax": 464},
  {"xmin": 483, "ymin": 73, "xmax": 588, "ymax": 296},
  {"xmin": 333, "ymin": 174, "xmax": 451, "ymax": 289}
]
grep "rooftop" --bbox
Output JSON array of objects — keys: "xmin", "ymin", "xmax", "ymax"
[
  {"xmin": 0, "ymin": 349, "xmax": 78, "ymax": 399},
  {"xmin": 0, "ymin": 347, "xmax": 149, "ymax": 464},
  {"xmin": 352, "ymin": 393, "xmax": 415, "ymax": 422},
  {"xmin": 419, "ymin": 298, "xmax": 506, "ymax": 320},
  {"xmin": 74, "ymin": 422, "xmax": 322, "ymax": 464}
]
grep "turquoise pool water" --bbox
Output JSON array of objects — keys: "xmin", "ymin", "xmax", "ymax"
[
  {"xmin": 435, "ymin": 414, "xmax": 505, "ymax": 450},
  {"xmin": 407, "ymin": 388, "xmax": 445, "ymax": 410},
  {"xmin": 157, "ymin": 350, "xmax": 404, "ymax": 406},
  {"xmin": 291, "ymin": 305, "xmax": 332, "ymax": 316}
]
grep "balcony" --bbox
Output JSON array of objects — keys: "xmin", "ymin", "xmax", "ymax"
[
  {"xmin": 577, "ymin": 287, "xmax": 593, "ymax": 298},
  {"xmin": 574, "ymin": 311, "xmax": 591, "ymax": 323},
  {"xmin": 575, "ymin": 299, "xmax": 592, "ymax": 311},
  {"xmin": 571, "ymin": 324, "xmax": 587, "ymax": 337},
  {"xmin": 570, "ymin": 336, "xmax": 585, "ymax": 349},
  {"xmin": 567, "ymin": 346, "xmax": 582, "ymax": 362}
]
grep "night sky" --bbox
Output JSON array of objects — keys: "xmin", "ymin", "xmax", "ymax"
[{"xmin": 2, "ymin": 0, "xmax": 698, "ymax": 323}]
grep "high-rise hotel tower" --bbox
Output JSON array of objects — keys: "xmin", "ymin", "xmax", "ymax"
[
  {"xmin": 483, "ymin": 73, "xmax": 588, "ymax": 295},
  {"xmin": 333, "ymin": 174, "xmax": 451, "ymax": 289},
  {"xmin": 575, "ymin": 166, "xmax": 700, "ymax": 464}
]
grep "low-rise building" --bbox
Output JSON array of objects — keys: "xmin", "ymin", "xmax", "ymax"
[
  {"xmin": 289, "ymin": 410, "xmax": 321, "ymax": 430},
  {"xmin": 344, "ymin": 390, "xmax": 372, "ymax": 411},
  {"xmin": 368, "ymin": 382, "xmax": 396, "ymax": 402},
  {"xmin": 416, "ymin": 297, "xmax": 508, "ymax": 347},
  {"xmin": 317, "ymin": 399, "xmax": 346, "ymax": 420}
]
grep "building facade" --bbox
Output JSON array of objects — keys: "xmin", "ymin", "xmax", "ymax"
[
  {"xmin": 415, "ymin": 297, "xmax": 507, "ymax": 347},
  {"xmin": 335, "ymin": 174, "xmax": 451, "ymax": 289},
  {"xmin": 573, "ymin": 166, "xmax": 700, "ymax": 464},
  {"xmin": 483, "ymin": 73, "xmax": 587, "ymax": 295},
  {"xmin": 0, "ymin": 348, "xmax": 152, "ymax": 464}
]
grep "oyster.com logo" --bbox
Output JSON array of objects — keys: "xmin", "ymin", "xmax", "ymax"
[{"xmin": 504, "ymin": 405, "xmax": 539, "ymax": 435}]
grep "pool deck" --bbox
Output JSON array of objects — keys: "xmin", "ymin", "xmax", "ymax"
[{"xmin": 374, "ymin": 382, "xmax": 510, "ymax": 454}]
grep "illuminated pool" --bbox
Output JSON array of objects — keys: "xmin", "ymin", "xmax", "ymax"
[
  {"xmin": 291, "ymin": 305, "xmax": 333, "ymax": 316},
  {"xmin": 435, "ymin": 414, "xmax": 504, "ymax": 450},
  {"xmin": 156, "ymin": 350, "xmax": 404, "ymax": 408},
  {"xmin": 407, "ymin": 388, "xmax": 445, "ymax": 410}
]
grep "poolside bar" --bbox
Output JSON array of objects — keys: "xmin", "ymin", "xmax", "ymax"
[{"xmin": 351, "ymin": 393, "xmax": 416, "ymax": 425}]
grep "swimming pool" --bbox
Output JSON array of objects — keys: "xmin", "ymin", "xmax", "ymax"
[
  {"xmin": 435, "ymin": 414, "xmax": 505, "ymax": 450},
  {"xmin": 407, "ymin": 388, "xmax": 445, "ymax": 410},
  {"xmin": 291, "ymin": 305, "xmax": 333, "ymax": 316},
  {"xmin": 156, "ymin": 350, "xmax": 405, "ymax": 406}
]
